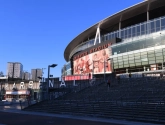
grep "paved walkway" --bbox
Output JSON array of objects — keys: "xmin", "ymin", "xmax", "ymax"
[{"xmin": 0, "ymin": 103, "xmax": 163, "ymax": 125}]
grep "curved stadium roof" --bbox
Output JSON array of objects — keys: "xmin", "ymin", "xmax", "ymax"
[{"xmin": 64, "ymin": 0, "xmax": 165, "ymax": 61}]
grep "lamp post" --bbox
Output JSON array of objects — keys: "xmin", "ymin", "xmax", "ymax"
[
  {"xmin": 42, "ymin": 68, "xmax": 46, "ymax": 82},
  {"xmin": 47, "ymin": 64, "xmax": 57, "ymax": 100}
]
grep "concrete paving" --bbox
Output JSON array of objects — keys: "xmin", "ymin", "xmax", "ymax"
[{"xmin": 0, "ymin": 103, "xmax": 163, "ymax": 125}]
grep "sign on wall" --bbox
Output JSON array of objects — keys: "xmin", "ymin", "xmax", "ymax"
[{"xmin": 73, "ymin": 43, "xmax": 112, "ymax": 75}]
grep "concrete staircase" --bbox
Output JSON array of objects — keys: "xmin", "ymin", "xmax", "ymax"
[{"xmin": 24, "ymin": 77, "xmax": 165, "ymax": 124}]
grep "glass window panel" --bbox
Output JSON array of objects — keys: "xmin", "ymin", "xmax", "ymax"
[
  {"xmin": 163, "ymin": 48, "xmax": 165, "ymax": 52},
  {"xmin": 156, "ymin": 59, "xmax": 163, "ymax": 63},
  {"xmin": 132, "ymin": 26, "xmax": 136, "ymax": 37},
  {"xmin": 155, "ymin": 53, "xmax": 163, "ymax": 56},
  {"xmin": 155, "ymin": 49, "xmax": 162, "ymax": 53},
  {"xmin": 141, "ymin": 52, "xmax": 147, "ymax": 55},
  {"xmin": 124, "ymin": 61, "xmax": 129, "ymax": 64},
  {"xmin": 128, "ymin": 54, "xmax": 134, "ymax": 57},
  {"xmin": 113, "ymin": 58, "xmax": 118, "ymax": 61},
  {"xmin": 130, "ymin": 63, "xmax": 135, "ymax": 67},
  {"xmin": 113, "ymin": 63, "xmax": 118, "ymax": 67},
  {"xmin": 141, "ymin": 58, "xmax": 148, "ymax": 61},
  {"xmin": 114, "ymin": 66, "xmax": 118, "ymax": 69},
  {"xmin": 121, "ymin": 30, "xmax": 124, "ymax": 39},
  {"xmin": 123, "ymin": 56, "xmax": 128, "ymax": 59},
  {"xmin": 136, "ymin": 62, "xmax": 141, "ymax": 66},
  {"xmin": 156, "ymin": 20, "xmax": 160, "ymax": 32},
  {"xmin": 150, "ymin": 21, "xmax": 155, "ymax": 33},
  {"xmin": 148, "ymin": 54, "xmax": 155, "ymax": 57},
  {"xmin": 129, "ymin": 57, "xmax": 134, "ymax": 60},
  {"xmin": 114, "ymin": 32, "xmax": 117, "ymax": 38},
  {"xmin": 141, "ymin": 54, "xmax": 147, "ymax": 58},
  {"xmin": 118, "ymin": 59, "xmax": 123, "ymax": 62},
  {"xmin": 118, "ymin": 62, "xmax": 123, "ymax": 65},
  {"xmin": 113, "ymin": 60, "xmax": 118, "ymax": 63},
  {"xmin": 135, "ymin": 59, "xmax": 141, "ymax": 63},
  {"xmin": 125, "ymin": 29, "xmax": 127, "ymax": 39},
  {"xmin": 137, "ymin": 25, "xmax": 140, "ymax": 36},
  {"xmin": 142, "ymin": 61, "xmax": 148, "ymax": 65},
  {"xmin": 128, "ymin": 28, "xmax": 131, "ymax": 38},
  {"xmin": 134, "ymin": 53, "xmax": 140, "ymax": 56},
  {"xmin": 119, "ymin": 65, "xmax": 123, "ymax": 68},
  {"xmin": 123, "ymin": 58, "xmax": 128, "ymax": 61},
  {"xmin": 148, "ymin": 57, "xmax": 155, "ymax": 61},
  {"xmin": 112, "ymin": 33, "xmax": 115, "ymax": 39},
  {"xmin": 141, "ymin": 23, "xmax": 145, "ymax": 35},
  {"xmin": 109, "ymin": 34, "xmax": 111, "ymax": 40},
  {"xmin": 149, "ymin": 61, "xmax": 155, "ymax": 64},
  {"xmin": 124, "ymin": 64, "xmax": 129, "ymax": 67},
  {"xmin": 148, "ymin": 51, "xmax": 155, "ymax": 55},
  {"xmin": 135, "ymin": 56, "xmax": 141, "ymax": 59},
  {"xmin": 161, "ymin": 18, "xmax": 165, "ymax": 30},
  {"xmin": 118, "ymin": 56, "xmax": 123, "ymax": 60},
  {"xmin": 156, "ymin": 56, "xmax": 163, "ymax": 60},
  {"xmin": 129, "ymin": 60, "xmax": 135, "ymax": 63}
]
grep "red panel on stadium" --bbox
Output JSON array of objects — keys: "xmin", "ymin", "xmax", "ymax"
[{"xmin": 64, "ymin": 74, "xmax": 91, "ymax": 81}]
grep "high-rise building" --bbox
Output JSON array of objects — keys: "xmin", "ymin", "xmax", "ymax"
[
  {"xmin": 7, "ymin": 62, "xmax": 23, "ymax": 79},
  {"xmin": 31, "ymin": 69, "xmax": 42, "ymax": 81},
  {"xmin": 22, "ymin": 71, "xmax": 30, "ymax": 80}
]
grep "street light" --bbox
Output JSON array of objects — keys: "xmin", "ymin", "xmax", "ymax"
[{"xmin": 47, "ymin": 64, "xmax": 57, "ymax": 99}]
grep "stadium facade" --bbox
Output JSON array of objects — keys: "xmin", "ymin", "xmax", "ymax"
[{"xmin": 62, "ymin": 0, "xmax": 165, "ymax": 79}]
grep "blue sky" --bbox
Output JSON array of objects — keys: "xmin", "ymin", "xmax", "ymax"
[{"xmin": 0, "ymin": 0, "xmax": 142, "ymax": 78}]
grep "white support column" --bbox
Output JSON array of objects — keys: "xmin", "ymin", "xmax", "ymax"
[{"xmin": 94, "ymin": 26, "xmax": 101, "ymax": 45}]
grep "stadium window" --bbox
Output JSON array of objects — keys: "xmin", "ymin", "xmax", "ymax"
[
  {"xmin": 119, "ymin": 65, "xmax": 124, "ymax": 68},
  {"xmin": 155, "ymin": 56, "xmax": 163, "ymax": 60},
  {"xmin": 142, "ymin": 61, "xmax": 148, "ymax": 65},
  {"xmin": 149, "ymin": 61, "xmax": 155, "ymax": 64},
  {"xmin": 135, "ymin": 56, "xmax": 141, "ymax": 60},
  {"xmin": 109, "ymin": 33, "xmax": 111, "ymax": 40},
  {"xmin": 124, "ymin": 29, "xmax": 128, "ymax": 39},
  {"xmin": 155, "ymin": 52, "xmax": 163, "ymax": 56},
  {"xmin": 156, "ymin": 19, "xmax": 160, "ymax": 32},
  {"xmin": 118, "ymin": 62, "xmax": 123, "ymax": 65},
  {"xmin": 128, "ymin": 28, "xmax": 132, "ymax": 38},
  {"xmin": 112, "ymin": 32, "xmax": 114, "ymax": 39},
  {"xmin": 135, "ymin": 62, "xmax": 141, "ymax": 66},
  {"xmin": 129, "ymin": 60, "xmax": 135, "ymax": 63},
  {"xmin": 135, "ymin": 59, "xmax": 141, "ymax": 63},
  {"xmin": 124, "ymin": 61, "xmax": 129, "ymax": 64},
  {"xmin": 148, "ymin": 54, "xmax": 155, "ymax": 58},
  {"xmin": 148, "ymin": 57, "xmax": 155, "ymax": 61},
  {"xmin": 118, "ymin": 56, "xmax": 122, "ymax": 60},
  {"xmin": 156, "ymin": 59, "xmax": 163, "ymax": 63},
  {"xmin": 161, "ymin": 17, "xmax": 165, "ymax": 30},
  {"xmin": 114, "ymin": 66, "xmax": 118, "ymax": 69},
  {"xmin": 137, "ymin": 25, "xmax": 140, "ymax": 36},
  {"xmin": 132, "ymin": 26, "xmax": 136, "ymax": 37},
  {"xmin": 121, "ymin": 30, "xmax": 124, "ymax": 39},
  {"xmin": 150, "ymin": 21, "xmax": 155, "ymax": 33},
  {"xmin": 129, "ymin": 63, "xmax": 135, "ymax": 67}
]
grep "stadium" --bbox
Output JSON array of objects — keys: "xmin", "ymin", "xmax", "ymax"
[
  {"xmin": 23, "ymin": 0, "xmax": 165, "ymax": 124},
  {"xmin": 62, "ymin": 0, "xmax": 165, "ymax": 80}
]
